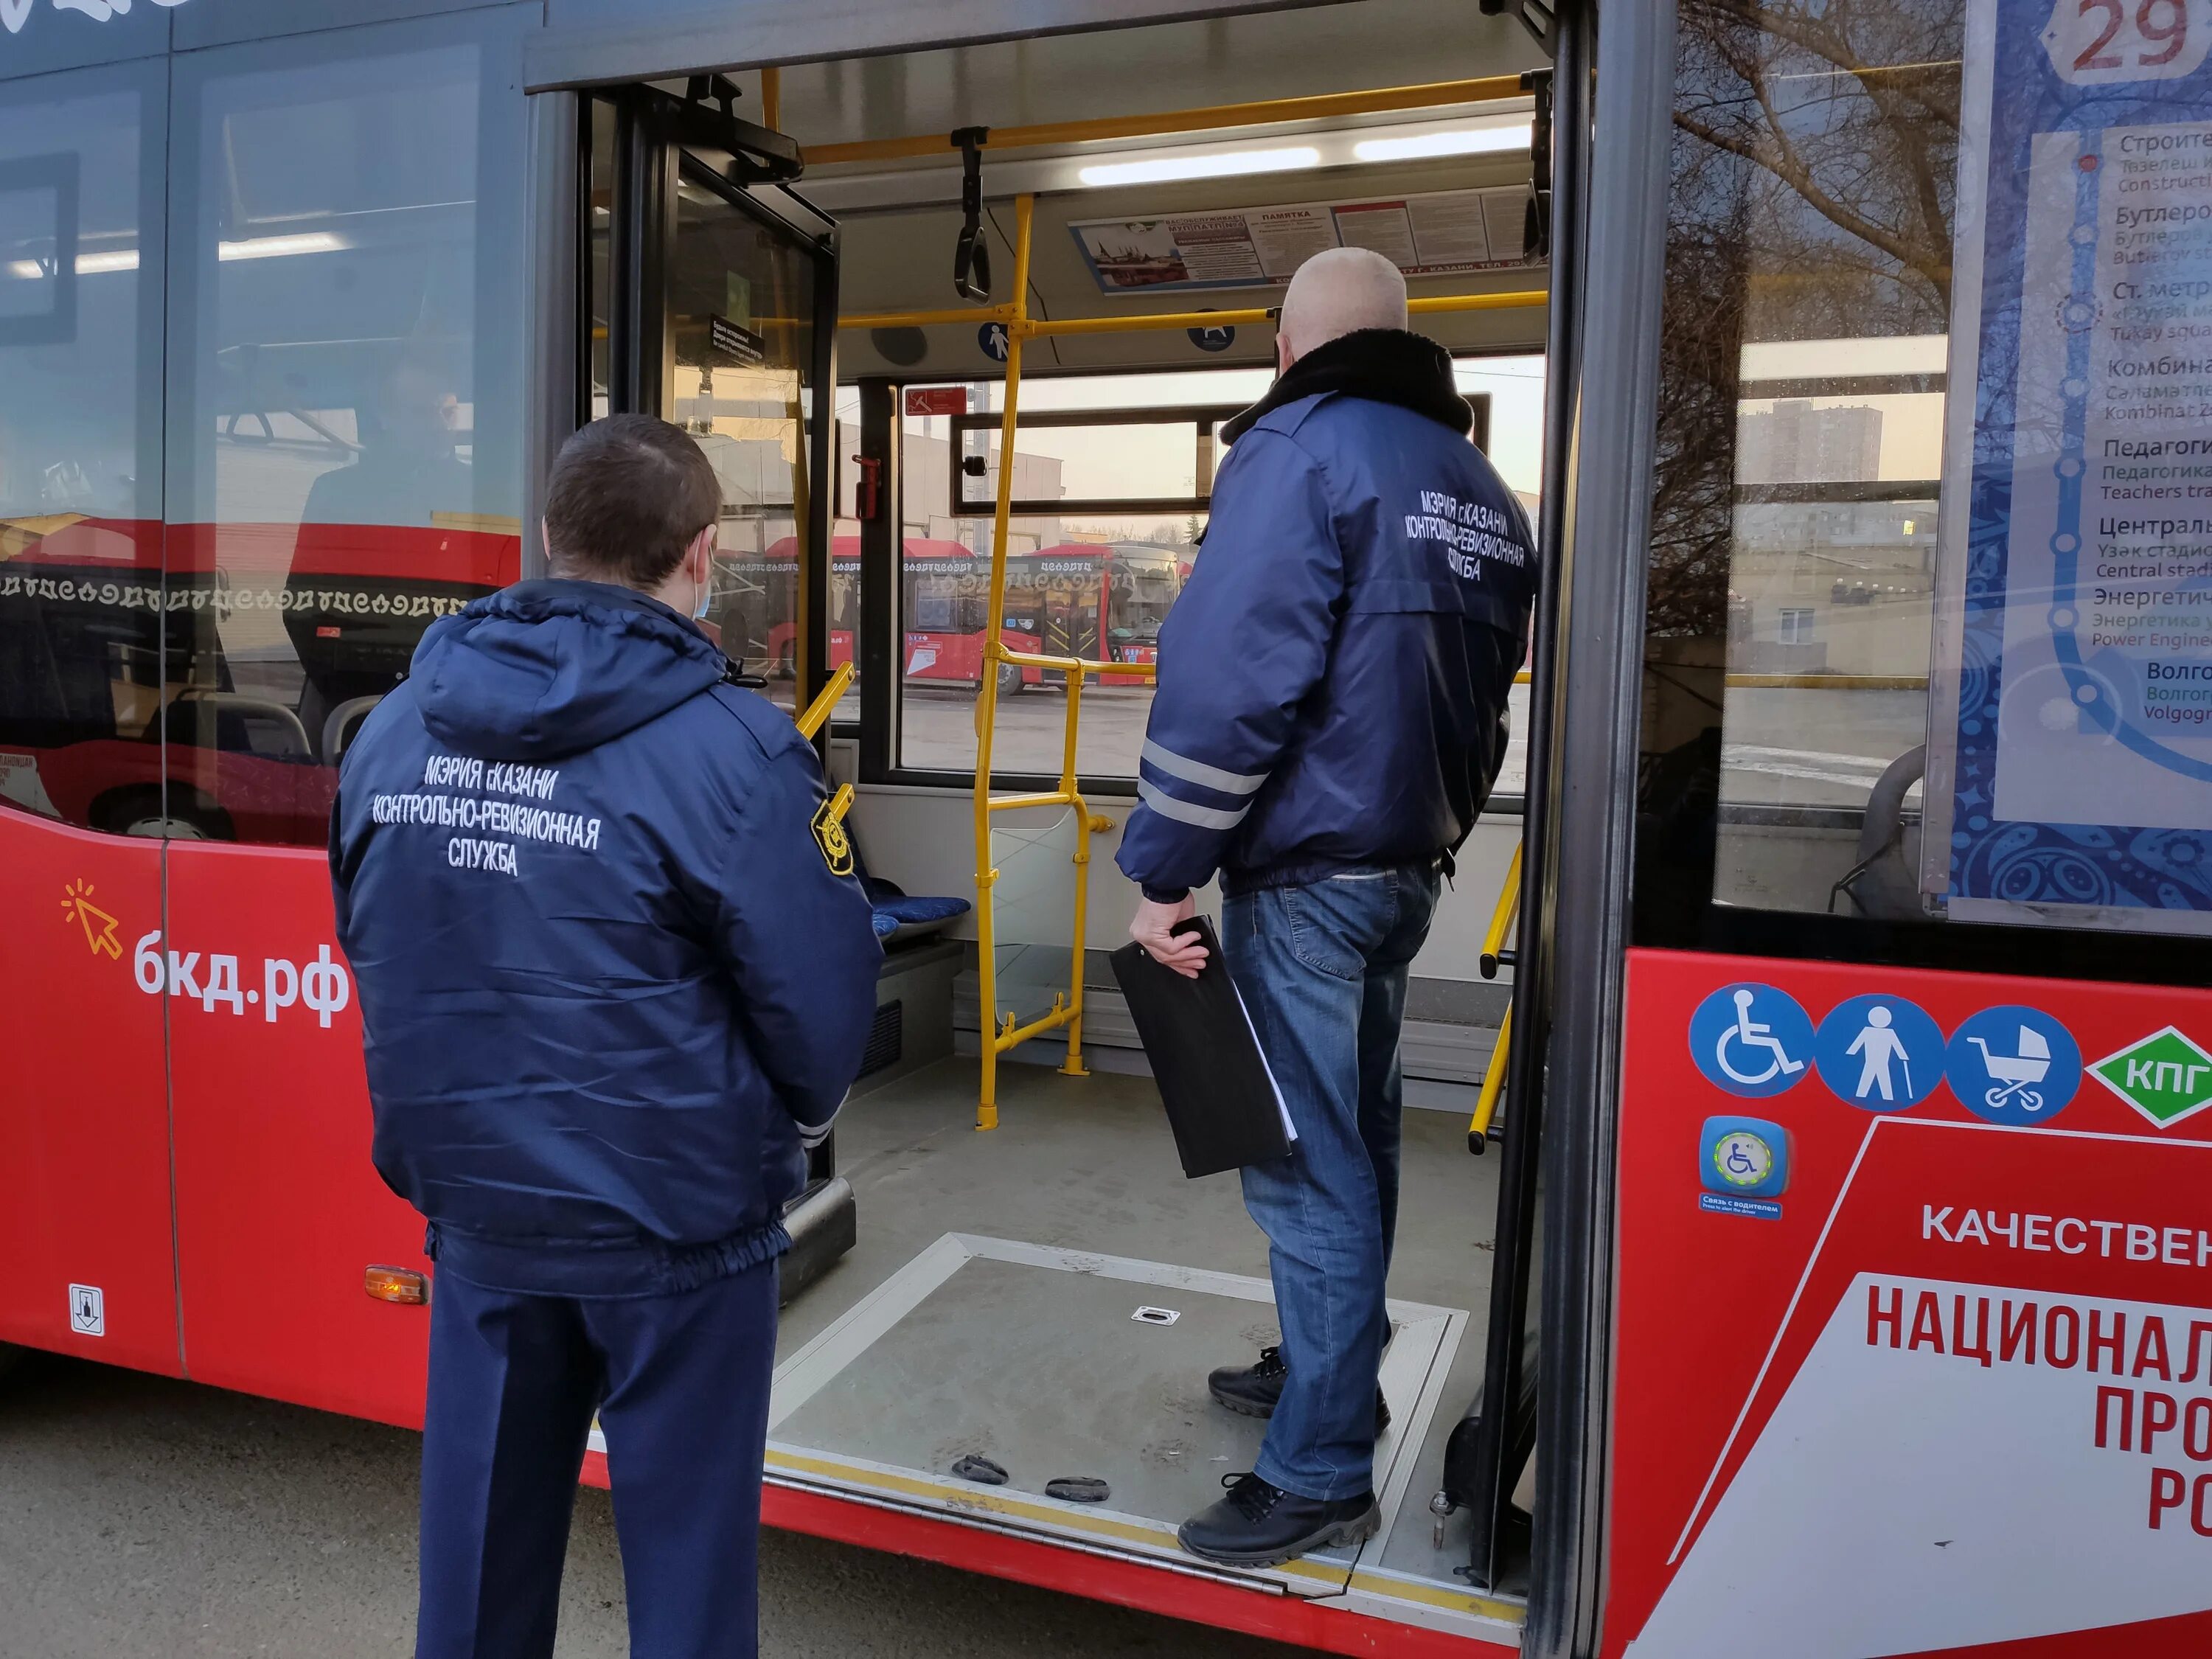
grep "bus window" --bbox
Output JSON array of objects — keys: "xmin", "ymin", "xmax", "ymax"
[
  {"xmin": 161, "ymin": 32, "xmax": 526, "ymax": 846},
  {"xmin": 0, "ymin": 62, "xmax": 166, "ymax": 835},
  {"xmin": 1635, "ymin": 1, "xmax": 1972, "ymax": 935},
  {"xmin": 1638, "ymin": 0, "xmax": 2211, "ymax": 946},
  {"xmin": 894, "ymin": 358, "xmax": 1544, "ymax": 787}
]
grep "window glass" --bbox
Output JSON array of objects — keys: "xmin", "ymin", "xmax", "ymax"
[
  {"xmin": 897, "ymin": 355, "xmax": 1543, "ymax": 784},
  {"xmin": 1640, "ymin": 1, "xmax": 1962, "ymax": 932},
  {"xmin": 668, "ymin": 175, "xmax": 823, "ymax": 712},
  {"xmin": 164, "ymin": 35, "xmax": 524, "ymax": 845},
  {"xmin": 0, "ymin": 63, "xmax": 165, "ymax": 832}
]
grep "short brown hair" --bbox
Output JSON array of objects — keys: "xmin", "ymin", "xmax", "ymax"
[{"xmin": 543, "ymin": 414, "xmax": 722, "ymax": 588}]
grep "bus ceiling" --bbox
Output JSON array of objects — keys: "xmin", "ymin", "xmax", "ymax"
[{"xmin": 580, "ymin": 4, "xmax": 1556, "ymax": 375}]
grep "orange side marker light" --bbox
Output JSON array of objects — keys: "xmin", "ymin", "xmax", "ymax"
[{"xmin": 364, "ymin": 1266, "xmax": 429, "ymax": 1305}]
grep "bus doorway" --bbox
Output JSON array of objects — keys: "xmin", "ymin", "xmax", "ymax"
[{"xmin": 585, "ymin": 13, "xmax": 1567, "ymax": 1647}]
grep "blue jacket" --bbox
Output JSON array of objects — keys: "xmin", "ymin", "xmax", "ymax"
[
  {"xmin": 330, "ymin": 579, "xmax": 881, "ymax": 1296},
  {"xmin": 1116, "ymin": 330, "xmax": 1535, "ymax": 900}
]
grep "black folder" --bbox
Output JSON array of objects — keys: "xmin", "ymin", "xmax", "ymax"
[{"xmin": 1110, "ymin": 915, "xmax": 1292, "ymax": 1179}]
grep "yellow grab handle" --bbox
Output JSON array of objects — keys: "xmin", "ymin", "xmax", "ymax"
[
  {"xmin": 794, "ymin": 661, "xmax": 856, "ymax": 742},
  {"xmin": 827, "ymin": 782, "xmax": 855, "ymax": 824},
  {"xmin": 1479, "ymin": 841, "xmax": 1523, "ymax": 978},
  {"xmin": 1469, "ymin": 1004, "xmax": 1512, "ymax": 1154}
]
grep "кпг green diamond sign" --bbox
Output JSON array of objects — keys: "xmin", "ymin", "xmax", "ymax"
[{"xmin": 2089, "ymin": 1027, "xmax": 2212, "ymax": 1128}]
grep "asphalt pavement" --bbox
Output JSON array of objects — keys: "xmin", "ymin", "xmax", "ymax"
[{"xmin": 0, "ymin": 1350, "xmax": 1304, "ymax": 1659}]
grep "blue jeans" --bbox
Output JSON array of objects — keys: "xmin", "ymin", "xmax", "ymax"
[{"xmin": 1222, "ymin": 861, "xmax": 1441, "ymax": 1502}]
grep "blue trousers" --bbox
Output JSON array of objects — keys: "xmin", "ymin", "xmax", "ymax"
[
  {"xmin": 416, "ymin": 1258, "xmax": 779, "ymax": 1659},
  {"xmin": 1222, "ymin": 863, "xmax": 1441, "ymax": 1503}
]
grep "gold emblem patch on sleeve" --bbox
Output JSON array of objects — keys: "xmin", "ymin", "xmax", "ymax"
[{"xmin": 812, "ymin": 799, "xmax": 855, "ymax": 877}]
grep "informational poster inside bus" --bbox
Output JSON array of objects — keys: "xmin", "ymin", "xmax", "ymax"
[
  {"xmin": 1067, "ymin": 186, "xmax": 1534, "ymax": 293},
  {"xmin": 1928, "ymin": 0, "xmax": 2212, "ymax": 931},
  {"xmin": 1607, "ymin": 950, "xmax": 2212, "ymax": 1659}
]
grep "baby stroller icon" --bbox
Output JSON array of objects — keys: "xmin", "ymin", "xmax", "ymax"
[{"xmin": 1967, "ymin": 1026, "xmax": 2051, "ymax": 1113}]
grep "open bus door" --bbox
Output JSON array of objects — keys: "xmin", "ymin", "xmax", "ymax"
[
  {"xmin": 595, "ymin": 80, "xmax": 857, "ymax": 1295},
  {"xmin": 586, "ymin": 32, "xmax": 1580, "ymax": 1655}
]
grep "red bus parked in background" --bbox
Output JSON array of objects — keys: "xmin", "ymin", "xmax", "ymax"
[{"xmin": 749, "ymin": 536, "xmax": 1179, "ymax": 693}]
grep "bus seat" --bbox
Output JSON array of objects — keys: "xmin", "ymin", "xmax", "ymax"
[{"xmin": 847, "ymin": 820, "xmax": 970, "ymax": 945}]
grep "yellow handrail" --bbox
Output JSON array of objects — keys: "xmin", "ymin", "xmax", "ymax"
[
  {"xmin": 793, "ymin": 660, "xmax": 855, "ymax": 741},
  {"xmin": 1470, "ymin": 1004, "xmax": 1511, "ymax": 1151},
  {"xmin": 841, "ymin": 290, "xmax": 1544, "ymax": 336},
  {"xmin": 970, "ymin": 195, "xmax": 1038, "ymax": 1131},
  {"xmin": 1479, "ymin": 841, "xmax": 1523, "ymax": 979},
  {"xmin": 803, "ymin": 75, "xmax": 1527, "ymax": 168},
  {"xmin": 1468, "ymin": 839, "xmax": 1523, "ymax": 1152},
  {"xmin": 998, "ymin": 647, "xmax": 1158, "ymax": 677}
]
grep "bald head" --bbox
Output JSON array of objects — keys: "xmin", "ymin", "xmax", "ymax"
[{"xmin": 1276, "ymin": 247, "xmax": 1409, "ymax": 370}]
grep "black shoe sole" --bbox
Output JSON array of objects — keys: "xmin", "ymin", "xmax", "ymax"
[
  {"xmin": 1208, "ymin": 1382, "xmax": 1277, "ymax": 1419},
  {"xmin": 1177, "ymin": 1501, "xmax": 1382, "ymax": 1568}
]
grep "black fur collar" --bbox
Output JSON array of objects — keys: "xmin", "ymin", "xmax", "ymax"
[{"xmin": 1221, "ymin": 327, "xmax": 1471, "ymax": 445}]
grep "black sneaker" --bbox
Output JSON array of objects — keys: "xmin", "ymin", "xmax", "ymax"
[
  {"xmin": 1208, "ymin": 1346, "xmax": 1391, "ymax": 1433},
  {"xmin": 1178, "ymin": 1472, "xmax": 1380, "ymax": 1567}
]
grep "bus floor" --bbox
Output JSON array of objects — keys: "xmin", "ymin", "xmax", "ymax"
[{"xmin": 757, "ymin": 1057, "xmax": 1519, "ymax": 1634}]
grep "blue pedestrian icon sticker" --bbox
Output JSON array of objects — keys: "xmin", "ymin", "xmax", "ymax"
[
  {"xmin": 1815, "ymin": 994, "xmax": 1947, "ymax": 1111},
  {"xmin": 1688, "ymin": 984, "xmax": 1815, "ymax": 1099},
  {"xmin": 1946, "ymin": 1006, "xmax": 2082, "ymax": 1127},
  {"xmin": 978, "ymin": 321, "xmax": 1011, "ymax": 362},
  {"xmin": 1698, "ymin": 1116, "xmax": 1790, "ymax": 1219}
]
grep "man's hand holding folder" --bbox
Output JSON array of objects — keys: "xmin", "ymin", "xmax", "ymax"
[
  {"xmin": 1110, "ymin": 914, "xmax": 1293, "ymax": 1179},
  {"xmin": 1130, "ymin": 892, "xmax": 1208, "ymax": 978}
]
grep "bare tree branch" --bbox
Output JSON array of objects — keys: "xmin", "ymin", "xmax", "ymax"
[{"xmin": 1672, "ymin": 107, "xmax": 1952, "ymax": 302}]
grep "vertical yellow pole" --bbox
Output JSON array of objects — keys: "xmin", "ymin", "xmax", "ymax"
[
  {"xmin": 972, "ymin": 193, "xmax": 1034, "ymax": 1132},
  {"xmin": 1061, "ymin": 672, "xmax": 1091, "ymax": 1078},
  {"xmin": 761, "ymin": 67, "xmax": 782, "ymax": 133}
]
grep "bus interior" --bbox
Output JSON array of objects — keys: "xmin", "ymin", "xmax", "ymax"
[{"xmin": 561, "ymin": 10, "xmax": 1563, "ymax": 1639}]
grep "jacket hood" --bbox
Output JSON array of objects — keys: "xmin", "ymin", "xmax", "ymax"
[
  {"xmin": 408, "ymin": 578, "xmax": 728, "ymax": 762},
  {"xmin": 1222, "ymin": 327, "xmax": 1472, "ymax": 445}
]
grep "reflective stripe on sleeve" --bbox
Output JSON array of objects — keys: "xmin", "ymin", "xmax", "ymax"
[
  {"xmin": 1141, "ymin": 740, "xmax": 1268, "ymax": 796},
  {"xmin": 1137, "ymin": 779, "xmax": 1253, "ymax": 831}
]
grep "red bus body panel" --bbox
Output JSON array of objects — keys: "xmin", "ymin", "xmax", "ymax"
[
  {"xmin": 164, "ymin": 840, "xmax": 431, "ymax": 1427},
  {"xmin": 1605, "ymin": 949, "xmax": 2212, "ymax": 1658},
  {"xmin": 0, "ymin": 813, "xmax": 178, "ymax": 1375}
]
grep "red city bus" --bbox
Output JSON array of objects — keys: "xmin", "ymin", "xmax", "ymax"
[
  {"xmin": 745, "ymin": 536, "xmax": 1179, "ymax": 692},
  {"xmin": 4, "ymin": 4, "xmax": 2212, "ymax": 1658}
]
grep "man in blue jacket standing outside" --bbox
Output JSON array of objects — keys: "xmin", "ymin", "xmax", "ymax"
[
  {"xmin": 330, "ymin": 414, "xmax": 880, "ymax": 1659},
  {"xmin": 1117, "ymin": 248, "xmax": 1534, "ymax": 1567}
]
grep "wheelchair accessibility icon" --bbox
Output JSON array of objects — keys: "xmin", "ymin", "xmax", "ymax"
[{"xmin": 1688, "ymin": 984, "xmax": 1815, "ymax": 1099}]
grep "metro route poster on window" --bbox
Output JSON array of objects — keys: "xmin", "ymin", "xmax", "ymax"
[{"xmin": 1925, "ymin": 0, "xmax": 2212, "ymax": 933}]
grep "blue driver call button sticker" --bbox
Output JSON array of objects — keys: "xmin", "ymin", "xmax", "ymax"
[{"xmin": 1699, "ymin": 1115, "xmax": 1791, "ymax": 1220}]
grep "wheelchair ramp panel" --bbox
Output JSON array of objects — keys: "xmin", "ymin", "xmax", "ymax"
[{"xmin": 765, "ymin": 1233, "xmax": 1464, "ymax": 1599}]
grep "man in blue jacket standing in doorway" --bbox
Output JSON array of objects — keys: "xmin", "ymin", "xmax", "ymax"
[
  {"xmin": 330, "ymin": 414, "xmax": 881, "ymax": 1659},
  {"xmin": 1117, "ymin": 247, "xmax": 1534, "ymax": 1567}
]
